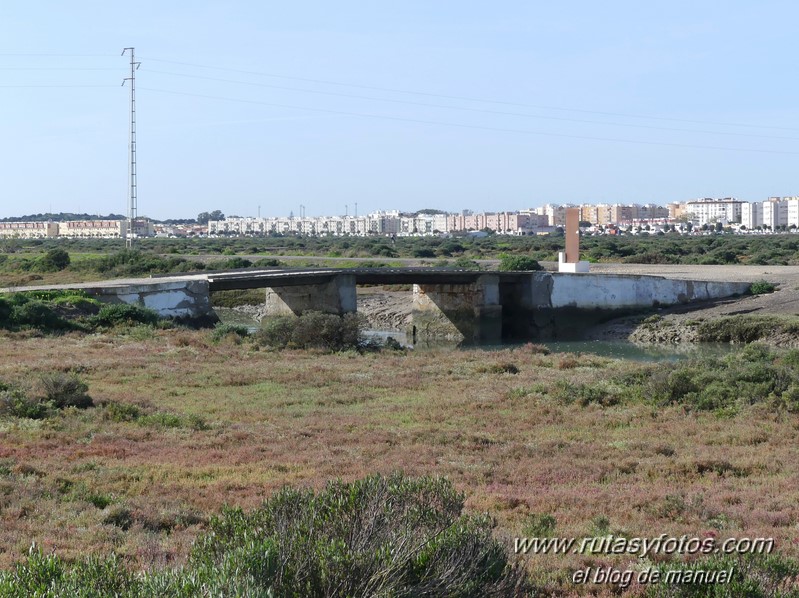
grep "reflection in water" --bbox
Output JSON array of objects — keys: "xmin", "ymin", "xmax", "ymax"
[{"xmin": 214, "ymin": 308, "xmax": 734, "ymax": 363}]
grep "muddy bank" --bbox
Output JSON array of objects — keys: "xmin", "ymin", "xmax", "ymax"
[
  {"xmin": 356, "ymin": 288, "xmax": 412, "ymax": 330},
  {"xmin": 587, "ymin": 305, "xmax": 799, "ymax": 348}
]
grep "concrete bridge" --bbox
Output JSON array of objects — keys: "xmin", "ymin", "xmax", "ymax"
[{"xmin": 2, "ymin": 267, "xmax": 753, "ymax": 343}]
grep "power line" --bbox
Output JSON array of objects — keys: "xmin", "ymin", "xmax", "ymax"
[
  {"xmin": 0, "ymin": 52, "xmax": 115, "ymax": 57},
  {"xmin": 139, "ymin": 86, "xmax": 799, "ymax": 155},
  {"xmin": 0, "ymin": 84, "xmax": 116, "ymax": 88},
  {"xmin": 141, "ymin": 56, "xmax": 799, "ymax": 133},
  {"xmin": 143, "ymin": 68, "xmax": 799, "ymax": 142},
  {"xmin": 0, "ymin": 67, "xmax": 119, "ymax": 71}
]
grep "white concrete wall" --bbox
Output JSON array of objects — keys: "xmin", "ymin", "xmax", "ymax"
[
  {"xmin": 88, "ymin": 280, "xmax": 214, "ymax": 319},
  {"xmin": 546, "ymin": 274, "xmax": 750, "ymax": 309}
]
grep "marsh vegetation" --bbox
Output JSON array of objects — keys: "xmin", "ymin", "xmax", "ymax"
[{"xmin": 0, "ymin": 320, "xmax": 798, "ymax": 593}]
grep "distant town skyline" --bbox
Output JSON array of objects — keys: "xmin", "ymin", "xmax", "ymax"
[{"xmin": 3, "ymin": 2, "xmax": 799, "ymax": 220}]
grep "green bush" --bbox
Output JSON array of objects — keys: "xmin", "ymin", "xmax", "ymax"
[
  {"xmin": 0, "ymin": 551, "xmax": 139, "ymax": 597},
  {"xmin": 39, "ymin": 373, "xmax": 93, "ymax": 409},
  {"xmin": 498, "ymin": 254, "xmax": 543, "ymax": 271},
  {"xmin": 189, "ymin": 472, "xmax": 527, "ymax": 596},
  {"xmin": 750, "ymin": 280, "xmax": 777, "ymax": 294},
  {"xmin": 0, "ymin": 385, "xmax": 49, "ymax": 420},
  {"xmin": 643, "ymin": 345, "xmax": 799, "ymax": 413},
  {"xmin": 453, "ymin": 256, "xmax": 481, "ymax": 270},
  {"xmin": 256, "ymin": 311, "xmax": 364, "ymax": 351},
  {"xmin": 34, "ymin": 248, "xmax": 70, "ymax": 272},
  {"xmin": 208, "ymin": 257, "xmax": 252, "ymax": 270},
  {"xmin": 92, "ymin": 303, "xmax": 160, "ymax": 328},
  {"xmin": 103, "ymin": 401, "xmax": 141, "ymax": 422},
  {"xmin": 646, "ymin": 553, "xmax": 799, "ymax": 597},
  {"xmin": 695, "ymin": 315, "xmax": 794, "ymax": 343},
  {"xmin": 550, "ymin": 380, "xmax": 621, "ymax": 406},
  {"xmin": 209, "ymin": 322, "xmax": 249, "ymax": 343},
  {"xmin": 258, "ymin": 315, "xmax": 296, "ymax": 348},
  {"xmin": 252, "ymin": 258, "xmax": 283, "ymax": 268},
  {"xmin": 8, "ymin": 300, "xmax": 71, "ymax": 331}
]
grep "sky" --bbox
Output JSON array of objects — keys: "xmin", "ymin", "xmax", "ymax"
[{"xmin": 2, "ymin": 1, "xmax": 799, "ymax": 220}]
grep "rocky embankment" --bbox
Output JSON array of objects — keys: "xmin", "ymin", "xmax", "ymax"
[{"xmin": 356, "ymin": 289, "xmax": 413, "ymax": 330}]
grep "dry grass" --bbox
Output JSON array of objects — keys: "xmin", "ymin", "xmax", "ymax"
[{"xmin": 1, "ymin": 331, "xmax": 798, "ymax": 593}]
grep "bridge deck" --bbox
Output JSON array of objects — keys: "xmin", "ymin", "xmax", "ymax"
[{"xmin": 205, "ymin": 268, "xmax": 525, "ymax": 290}]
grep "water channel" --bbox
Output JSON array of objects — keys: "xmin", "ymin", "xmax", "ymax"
[{"xmin": 214, "ymin": 307, "xmax": 734, "ymax": 363}]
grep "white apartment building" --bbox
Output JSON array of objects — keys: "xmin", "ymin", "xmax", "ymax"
[
  {"xmin": 0, "ymin": 221, "xmax": 59, "ymax": 239},
  {"xmin": 543, "ymin": 204, "xmax": 567, "ymax": 227},
  {"xmin": 786, "ymin": 199, "xmax": 799, "ymax": 228},
  {"xmin": 763, "ymin": 199, "xmax": 788, "ymax": 230},
  {"xmin": 209, "ymin": 211, "xmax": 402, "ymax": 237},
  {"xmin": 741, "ymin": 202, "xmax": 763, "ymax": 229},
  {"xmin": 58, "ymin": 220, "xmax": 128, "ymax": 238},
  {"xmin": 0, "ymin": 219, "xmax": 155, "ymax": 239},
  {"xmin": 684, "ymin": 198, "xmax": 743, "ymax": 226}
]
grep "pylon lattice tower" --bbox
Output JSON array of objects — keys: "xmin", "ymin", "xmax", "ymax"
[{"xmin": 122, "ymin": 47, "xmax": 140, "ymax": 249}]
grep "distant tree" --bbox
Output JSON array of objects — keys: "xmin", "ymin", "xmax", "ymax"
[
  {"xmin": 715, "ymin": 222, "xmax": 724, "ymax": 232},
  {"xmin": 579, "ymin": 221, "xmax": 592, "ymax": 228},
  {"xmin": 197, "ymin": 210, "xmax": 225, "ymax": 225}
]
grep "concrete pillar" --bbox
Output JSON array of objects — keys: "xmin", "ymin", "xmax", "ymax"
[
  {"xmin": 410, "ymin": 274, "xmax": 501, "ymax": 343},
  {"xmin": 263, "ymin": 274, "xmax": 356, "ymax": 316}
]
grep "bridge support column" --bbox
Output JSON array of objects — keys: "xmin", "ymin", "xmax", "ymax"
[
  {"xmin": 263, "ymin": 274, "xmax": 356, "ymax": 316},
  {"xmin": 410, "ymin": 274, "xmax": 501, "ymax": 343}
]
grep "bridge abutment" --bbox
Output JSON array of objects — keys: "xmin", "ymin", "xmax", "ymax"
[
  {"xmin": 263, "ymin": 274, "xmax": 357, "ymax": 316},
  {"xmin": 410, "ymin": 274, "xmax": 502, "ymax": 343},
  {"xmin": 85, "ymin": 279, "xmax": 217, "ymax": 323}
]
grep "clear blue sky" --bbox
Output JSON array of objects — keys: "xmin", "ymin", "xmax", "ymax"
[{"xmin": 2, "ymin": 1, "xmax": 799, "ymax": 220}]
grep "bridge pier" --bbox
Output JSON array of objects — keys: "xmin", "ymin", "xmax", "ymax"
[
  {"xmin": 263, "ymin": 274, "xmax": 357, "ymax": 316},
  {"xmin": 410, "ymin": 274, "xmax": 502, "ymax": 343}
]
